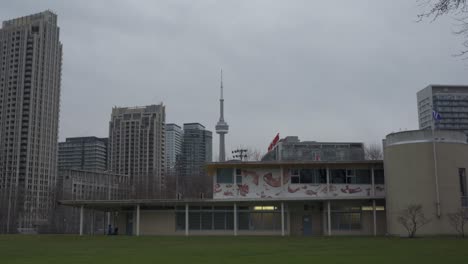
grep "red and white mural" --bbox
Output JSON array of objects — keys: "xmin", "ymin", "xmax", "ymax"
[{"xmin": 213, "ymin": 168, "xmax": 385, "ymax": 199}]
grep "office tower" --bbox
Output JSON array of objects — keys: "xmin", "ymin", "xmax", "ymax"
[
  {"xmin": 215, "ymin": 70, "xmax": 228, "ymax": 161},
  {"xmin": 58, "ymin": 137, "xmax": 108, "ymax": 171},
  {"xmin": 0, "ymin": 11, "xmax": 62, "ymax": 233},
  {"xmin": 262, "ymin": 136, "xmax": 365, "ymax": 161},
  {"xmin": 165, "ymin": 124, "xmax": 183, "ymax": 173},
  {"xmin": 417, "ymin": 85, "xmax": 468, "ymax": 138},
  {"xmin": 108, "ymin": 104, "xmax": 165, "ymax": 198}
]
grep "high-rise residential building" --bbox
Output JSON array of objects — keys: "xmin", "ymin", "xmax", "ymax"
[
  {"xmin": 108, "ymin": 104, "xmax": 165, "ymax": 199},
  {"xmin": 417, "ymin": 85, "xmax": 468, "ymax": 138},
  {"xmin": 0, "ymin": 11, "xmax": 62, "ymax": 233},
  {"xmin": 180, "ymin": 123, "xmax": 212, "ymax": 176},
  {"xmin": 58, "ymin": 137, "xmax": 108, "ymax": 171},
  {"xmin": 165, "ymin": 123, "xmax": 183, "ymax": 172}
]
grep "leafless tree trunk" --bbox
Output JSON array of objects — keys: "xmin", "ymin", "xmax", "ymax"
[
  {"xmin": 397, "ymin": 204, "xmax": 431, "ymax": 238},
  {"xmin": 447, "ymin": 208, "xmax": 468, "ymax": 237},
  {"xmin": 365, "ymin": 143, "xmax": 383, "ymax": 160}
]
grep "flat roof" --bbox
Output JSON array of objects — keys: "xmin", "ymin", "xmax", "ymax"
[
  {"xmin": 206, "ymin": 160, "xmax": 383, "ymax": 168},
  {"xmin": 59, "ymin": 196, "xmax": 385, "ymax": 210}
]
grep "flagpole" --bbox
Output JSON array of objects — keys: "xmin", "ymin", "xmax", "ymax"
[{"xmin": 432, "ymin": 110, "xmax": 441, "ymax": 218}]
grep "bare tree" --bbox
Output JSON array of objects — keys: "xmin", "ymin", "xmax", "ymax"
[
  {"xmin": 418, "ymin": 0, "xmax": 468, "ymax": 57},
  {"xmin": 447, "ymin": 208, "xmax": 468, "ymax": 237},
  {"xmin": 397, "ymin": 204, "xmax": 431, "ymax": 238},
  {"xmin": 365, "ymin": 143, "xmax": 383, "ymax": 160}
]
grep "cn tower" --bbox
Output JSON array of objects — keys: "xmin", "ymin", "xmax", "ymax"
[{"xmin": 215, "ymin": 70, "xmax": 229, "ymax": 162}]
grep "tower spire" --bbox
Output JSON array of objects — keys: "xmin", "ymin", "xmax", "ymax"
[
  {"xmin": 216, "ymin": 69, "xmax": 229, "ymax": 162},
  {"xmin": 221, "ymin": 69, "xmax": 223, "ymax": 99}
]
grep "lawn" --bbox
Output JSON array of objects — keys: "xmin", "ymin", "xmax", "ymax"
[{"xmin": 0, "ymin": 235, "xmax": 467, "ymax": 264}]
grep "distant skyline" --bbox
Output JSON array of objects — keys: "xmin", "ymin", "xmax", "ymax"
[{"xmin": 3, "ymin": 1, "xmax": 468, "ymax": 158}]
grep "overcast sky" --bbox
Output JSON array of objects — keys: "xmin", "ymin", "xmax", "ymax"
[{"xmin": 2, "ymin": 0, "xmax": 468, "ymax": 158}]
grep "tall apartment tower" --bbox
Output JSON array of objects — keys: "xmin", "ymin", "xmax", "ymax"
[
  {"xmin": 108, "ymin": 104, "xmax": 165, "ymax": 199},
  {"xmin": 165, "ymin": 124, "xmax": 183, "ymax": 173},
  {"xmin": 0, "ymin": 11, "xmax": 62, "ymax": 233},
  {"xmin": 180, "ymin": 123, "xmax": 212, "ymax": 177},
  {"xmin": 58, "ymin": 137, "xmax": 108, "ymax": 171},
  {"xmin": 417, "ymin": 85, "xmax": 468, "ymax": 138}
]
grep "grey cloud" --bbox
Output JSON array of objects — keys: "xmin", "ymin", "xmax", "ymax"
[{"xmin": 1, "ymin": 0, "xmax": 468, "ymax": 158}]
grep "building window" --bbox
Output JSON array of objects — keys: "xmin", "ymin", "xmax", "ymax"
[
  {"xmin": 216, "ymin": 168, "xmax": 233, "ymax": 184},
  {"xmin": 331, "ymin": 212, "xmax": 361, "ymax": 231},
  {"xmin": 331, "ymin": 169, "xmax": 346, "ymax": 183},
  {"xmin": 291, "ymin": 169, "xmax": 326, "ymax": 184},
  {"xmin": 290, "ymin": 169, "xmax": 300, "ymax": 183},
  {"xmin": 374, "ymin": 169, "xmax": 385, "ymax": 184},
  {"xmin": 236, "ymin": 169, "xmax": 242, "ymax": 184}
]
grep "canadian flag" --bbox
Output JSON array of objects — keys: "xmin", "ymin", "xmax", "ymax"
[{"xmin": 268, "ymin": 133, "xmax": 280, "ymax": 151}]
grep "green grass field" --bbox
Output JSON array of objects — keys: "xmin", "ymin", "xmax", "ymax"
[{"xmin": 0, "ymin": 235, "xmax": 467, "ymax": 264}]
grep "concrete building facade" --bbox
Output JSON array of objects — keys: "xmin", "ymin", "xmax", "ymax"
[
  {"xmin": 417, "ymin": 85, "xmax": 468, "ymax": 138},
  {"xmin": 165, "ymin": 123, "xmax": 182, "ymax": 173},
  {"xmin": 0, "ymin": 11, "xmax": 62, "ymax": 233},
  {"xmin": 108, "ymin": 104, "xmax": 165, "ymax": 199},
  {"xmin": 62, "ymin": 130, "xmax": 468, "ymax": 237},
  {"xmin": 58, "ymin": 137, "xmax": 108, "ymax": 171},
  {"xmin": 262, "ymin": 136, "xmax": 365, "ymax": 162},
  {"xmin": 55, "ymin": 169, "xmax": 129, "ymax": 234},
  {"xmin": 384, "ymin": 130, "xmax": 468, "ymax": 236}
]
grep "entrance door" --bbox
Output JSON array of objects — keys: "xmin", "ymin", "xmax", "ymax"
[
  {"xmin": 302, "ymin": 215, "xmax": 312, "ymax": 236},
  {"xmin": 126, "ymin": 213, "xmax": 133, "ymax": 236}
]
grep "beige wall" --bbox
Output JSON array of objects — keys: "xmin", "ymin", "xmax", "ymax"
[
  {"xmin": 385, "ymin": 141, "xmax": 468, "ymax": 236},
  {"xmin": 140, "ymin": 211, "xmax": 176, "ymax": 235}
]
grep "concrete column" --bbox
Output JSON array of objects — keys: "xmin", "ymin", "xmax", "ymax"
[
  {"xmin": 234, "ymin": 203, "xmax": 238, "ymax": 236},
  {"xmin": 185, "ymin": 203, "xmax": 189, "ymax": 236},
  {"xmin": 373, "ymin": 200, "xmax": 377, "ymax": 236},
  {"xmin": 91, "ymin": 210, "xmax": 95, "ymax": 235},
  {"xmin": 371, "ymin": 167, "xmax": 375, "ymax": 197},
  {"xmin": 79, "ymin": 205, "xmax": 84, "ymax": 236},
  {"xmin": 136, "ymin": 205, "xmax": 140, "ymax": 236},
  {"xmin": 327, "ymin": 201, "xmax": 331, "ymax": 236},
  {"xmin": 326, "ymin": 167, "xmax": 330, "ymax": 196},
  {"xmin": 281, "ymin": 202, "xmax": 285, "ymax": 236}
]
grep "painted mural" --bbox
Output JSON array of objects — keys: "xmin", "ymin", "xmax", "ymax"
[{"xmin": 213, "ymin": 168, "xmax": 386, "ymax": 199}]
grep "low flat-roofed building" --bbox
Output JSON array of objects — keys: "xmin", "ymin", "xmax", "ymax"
[
  {"xmin": 60, "ymin": 130, "xmax": 468, "ymax": 237},
  {"xmin": 61, "ymin": 160, "xmax": 386, "ymax": 236}
]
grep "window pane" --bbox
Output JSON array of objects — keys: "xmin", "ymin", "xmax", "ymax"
[
  {"xmin": 176, "ymin": 212, "xmax": 185, "ymax": 230},
  {"xmin": 300, "ymin": 169, "xmax": 314, "ymax": 183},
  {"xmin": 238, "ymin": 212, "xmax": 250, "ymax": 230},
  {"xmin": 356, "ymin": 170, "xmax": 371, "ymax": 184},
  {"xmin": 291, "ymin": 176, "xmax": 299, "ymax": 184},
  {"xmin": 217, "ymin": 168, "xmax": 233, "ymax": 183},
  {"xmin": 374, "ymin": 169, "xmax": 385, "ymax": 184},
  {"xmin": 317, "ymin": 169, "xmax": 327, "ymax": 183},
  {"xmin": 331, "ymin": 169, "xmax": 346, "ymax": 183},
  {"xmin": 213, "ymin": 212, "xmax": 225, "ymax": 230},
  {"xmin": 201, "ymin": 212, "xmax": 213, "ymax": 230},
  {"xmin": 189, "ymin": 212, "xmax": 201, "ymax": 230}
]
